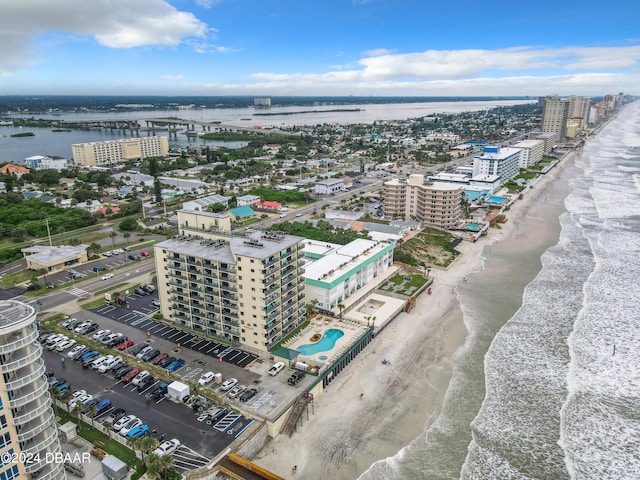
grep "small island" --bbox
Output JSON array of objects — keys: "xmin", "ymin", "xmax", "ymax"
[
  {"xmin": 52, "ymin": 128, "xmax": 72, "ymax": 132},
  {"xmin": 10, "ymin": 132, "xmax": 35, "ymax": 137}
]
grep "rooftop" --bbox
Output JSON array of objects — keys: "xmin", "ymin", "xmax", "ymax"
[{"xmin": 0, "ymin": 299, "xmax": 36, "ymax": 332}]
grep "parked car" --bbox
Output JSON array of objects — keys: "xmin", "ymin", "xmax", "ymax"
[
  {"xmin": 56, "ymin": 382, "xmax": 70, "ymax": 392},
  {"xmin": 141, "ymin": 348, "xmax": 160, "ymax": 362},
  {"xmin": 131, "ymin": 371, "xmax": 151, "ymax": 387},
  {"xmin": 130, "ymin": 344, "xmax": 148, "ymax": 356},
  {"xmin": 151, "ymin": 353, "xmax": 168, "ymax": 365},
  {"xmin": 69, "ymin": 394, "xmax": 92, "ymax": 409},
  {"xmin": 112, "ymin": 415, "xmax": 136, "ymax": 432},
  {"xmin": 119, "ymin": 418, "xmax": 143, "ymax": 437},
  {"xmin": 118, "ymin": 340, "xmax": 134, "ymax": 350},
  {"xmin": 152, "ymin": 438, "xmax": 181, "ymax": 456},
  {"xmin": 287, "ymin": 371, "xmax": 306, "ymax": 385},
  {"xmin": 81, "ymin": 399, "xmax": 100, "ymax": 413},
  {"xmin": 220, "ymin": 378, "xmax": 238, "ymax": 391},
  {"xmin": 104, "ymin": 408, "xmax": 126, "ymax": 425},
  {"xmin": 127, "ymin": 424, "xmax": 149, "ymax": 439},
  {"xmin": 66, "ymin": 318, "xmax": 84, "ymax": 330},
  {"xmin": 136, "ymin": 375, "xmax": 155, "ymax": 391},
  {"xmin": 157, "ymin": 356, "xmax": 175, "ymax": 368},
  {"xmin": 122, "ymin": 368, "xmax": 140, "ymax": 383},
  {"xmin": 136, "ymin": 346, "xmax": 153, "ymax": 359},
  {"xmin": 102, "ymin": 251, "xmax": 112, "ymax": 257},
  {"xmin": 61, "ymin": 318, "xmax": 77, "ymax": 328},
  {"xmin": 198, "ymin": 371, "xmax": 215, "ymax": 386},
  {"xmin": 101, "ymin": 273, "xmax": 114, "ymax": 280},
  {"xmin": 228, "ymin": 386, "xmax": 244, "ymax": 399},
  {"xmin": 85, "ymin": 323, "xmax": 99, "ymax": 334},
  {"xmin": 91, "ymin": 355, "xmax": 113, "ymax": 370},
  {"xmin": 99, "ymin": 356, "xmax": 123, "ymax": 374},
  {"xmin": 151, "ymin": 299, "xmax": 161, "ymax": 308},
  {"xmin": 151, "ymin": 382, "xmax": 169, "ymax": 399},
  {"xmin": 72, "ymin": 347, "xmax": 91, "ymax": 361},
  {"xmin": 48, "ymin": 377, "xmax": 65, "ymax": 388},
  {"xmin": 114, "ymin": 365, "xmax": 134, "ymax": 379},
  {"xmin": 141, "ymin": 284, "xmax": 156, "ymax": 293},
  {"xmin": 260, "ymin": 214, "xmax": 269, "ymax": 219},
  {"xmin": 268, "ymin": 362, "xmax": 285, "ymax": 376},
  {"xmin": 74, "ymin": 322, "xmax": 93, "ymax": 333},
  {"xmin": 240, "ymin": 388, "xmax": 258, "ymax": 402},
  {"xmin": 140, "ymin": 251, "xmax": 149, "ymax": 257},
  {"xmin": 128, "ymin": 254, "xmax": 140, "ymax": 260},
  {"xmin": 80, "ymin": 351, "xmax": 99, "ymax": 364},
  {"xmin": 67, "ymin": 344, "xmax": 86, "ymax": 357},
  {"xmin": 56, "ymin": 339, "xmax": 77, "ymax": 352},
  {"xmin": 94, "ymin": 399, "xmax": 112, "ymax": 416},
  {"xmin": 106, "ymin": 335, "xmax": 127, "ymax": 347},
  {"xmin": 166, "ymin": 359, "xmax": 185, "ymax": 372},
  {"xmin": 92, "ymin": 329, "xmax": 111, "ymax": 341},
  {"xmin": 134, "ymin": 288, "xmax": 148, "ymax": 296},
  {"xmin": 101, "ymin": 333, "xmax": 123, "ymax": 345}
]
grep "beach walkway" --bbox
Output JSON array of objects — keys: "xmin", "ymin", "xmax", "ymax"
[{"xmin": 280, "ymin": 393, "xmax": 314, "ymax": 437}]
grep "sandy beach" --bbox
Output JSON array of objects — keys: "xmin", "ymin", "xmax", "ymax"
[{"xmin": 253, "ymin": 153, "xmax": 576, "ymax": 480}]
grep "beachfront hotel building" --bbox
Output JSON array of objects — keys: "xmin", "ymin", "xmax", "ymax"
[
  {"xmin": 303, "ymin": 239, "xmax": 394, "ymax": 315},
  {"xmin": 541, "ymin": 96, "xmax": 570, "ymax": 140},
  {"xmin": 154, "ymin": 209, "xmax": 306, "ymax": 353},
  {"xmin": 472, "ymin": 146, "xmax": 522, "ymax": 183},
  {"xmin": 0, "ymin": 300, "xmax": 66, "ymax": 480},
  {"xmin": 71, "ymin": 136, "xmax": 169, "ymax": 167},
  {"xmin": 511, "ymin": 139, "xmax": 544, "ymax": 168},
  {"xmin": 383, "ymin": 174, "xmax": 464, "ymax": 228}
]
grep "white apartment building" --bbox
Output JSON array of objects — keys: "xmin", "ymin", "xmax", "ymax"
[
  {"xmin": 23, "ymin": 155, "xmax": 68, "ymax": 171},
  {"xmin": 511, "ymin": 140, "xmax": 544, "ymax": 168},
  {"xmin": 72, "ymin": 136, "xmax": 169, "ymax": 167},
  {"xmin": 384, "ymin": 174, "xmax": 463, "ymax": 228},
  {"xmin": 304, "ymin": 239, "xmax": 394, "ymax": 314},
  {"xmin": 472, "ymin": 146, "xmax": 522, "ymax": 183},
  {"xmin": 0, "ymin": 300, "xmax": 66, "ymax": 480}
]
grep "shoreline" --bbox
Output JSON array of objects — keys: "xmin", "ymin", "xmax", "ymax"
[{"xmin": 253, "ymin": 153, "xmax": 578, "ymax": 479}]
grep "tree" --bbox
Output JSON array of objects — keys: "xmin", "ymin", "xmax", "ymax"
[
  {"xmin": 89, "ymin": 242, "xmax": 102, "ymax": 257},
  {"xmin": 119, "ymin": 218, "xmax": 138, "ymax": 232},
  {"xmin": 122, "ymin": 231, "xmax": 131, "ymax": 244},
  {"xmin": 208, "ymin": 202, "xmax": 226, "ymax": 213},
  {"xmin": 110, "ymin": 231, "xmax": 117, "ymax": 248},
  {"xmin": 337, "ymin": 302, "xmax": 345, "ymax": 320},
  {"xmin": 86, "ymin": 403, "xmax": 98, "ymax": 427}
]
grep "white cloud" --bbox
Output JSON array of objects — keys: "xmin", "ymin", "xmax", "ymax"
[
  {"xmin": 161, "ymin": 74, "xmax": 184, "ymax": 81},
  {"xmin": 194, "ymin": 0, "xmax": 223, "ymax": 8},
  {"xmin": 362, "ymin": 48, "xmax": 395, "ymax": 57},
  {"xmin": 0, "ymin": 0, "xmax": 208, "ymax": 76}
]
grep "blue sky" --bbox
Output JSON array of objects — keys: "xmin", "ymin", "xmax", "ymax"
[{"xmin": 1, "ymin": 0, "xmax": 639, "ymax": 96}]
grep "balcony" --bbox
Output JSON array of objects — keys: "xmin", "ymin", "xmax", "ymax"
[
  {"xmin": 4, "ymin": 359, "xmax": 46, "ymax": 391},
  {"xmin": 13, "ymin": 396, "xmax": 52, "ymax": 425},
  {"xmin": 10, "ymin": 377, "xmax": 49, "ymax": 408},
  {"xmin": 170, "ymin": 264, "xmax": 186, "ymax": 271},
  {"xmin": 1, "ymin": 343, "xmax": 43, "ymax": 374},
  {"xmin": 264, "ymin": 257, "xmax": 279, "ymax": 268},
  {"xmin": 0, "ymin": 325, "xmax": 39, "ymax": 354},
  {"xmin": 17, "ymin": 412, "xmax": 55, "ymax": 442},
  {"xmin": 30, "ymin": 462, "xmax": 65, "ymax": 480}
]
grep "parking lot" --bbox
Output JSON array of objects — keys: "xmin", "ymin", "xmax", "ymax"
[
  {"xmin": 43, "ymin": 344, "xmax": 251, "ymax": 471},
  {"xmin": 92, "ymin": 294, "xmax": 259, "ymax": 370}
]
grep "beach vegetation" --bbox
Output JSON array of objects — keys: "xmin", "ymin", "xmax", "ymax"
[
  {"xmin": 268, "ymin": 220, "xmax": 370, "ymax": 245},
  {"xmin": 393, "ymin": 227, "xmax": 459, "ymax": 268}
]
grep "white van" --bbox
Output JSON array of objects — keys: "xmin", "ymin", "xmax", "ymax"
[{"xmin": 268, "ymin": 362, "xmax": 285, "ymax": 376}]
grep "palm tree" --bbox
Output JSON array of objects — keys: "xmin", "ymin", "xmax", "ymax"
[
  {"xmin": 49, "ymin": 387, "xmax": 61, "ymax": 416},
  {"xmin": 58, "ymin": 388, "xmax": 73, "ymax": 411},
  {"xmin": 159, "ymin": 454, "xmax": 175, "ymax": 479},
  {"xmin": 86, "ymin": 403, "xmax": 98, "ymax": 427},
  {"xmin": 122, "ymin": 231, "xmax": 131, "ymax": 245},
  {"xmin": 145, "ymin": 453, "xmax": 163, "ymax": 479},
  {"xmin": 70, "ymin": 403, "xmax": 82, "ymax": 431},
  {"xmin": 110, "ymin": 231, "xmax": 117, "ymax": 248},
  {"xmin": 138, "ymin": 437, "xmax": 159, "ymax": 462},
  {"xmin": 89, "ymin": 242, "xmax": 102, "ymax": 257},
  {"xmin": 337, "ymin": 302, "xmax": 345, "ymax": 320}
]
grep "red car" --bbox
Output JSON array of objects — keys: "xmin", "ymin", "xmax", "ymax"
[
  {"xmin": 152, "ymin": 353, "xmax": 169, "ymax": 365},
  {"xmin": 140, "ymin": 251, "xmax": 149, "ymax": 257},
  {"xmin": 122, "ymin": 368, "xmax": 140, "ymax": 383},
  {"xmin": 118, "ymin": 340, "xmax": 134, "ymax": 350}
]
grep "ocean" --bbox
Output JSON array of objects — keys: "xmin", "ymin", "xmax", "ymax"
[{"xmin": 359, "ymin": 101, "xmax": 640, "ymax": 480}]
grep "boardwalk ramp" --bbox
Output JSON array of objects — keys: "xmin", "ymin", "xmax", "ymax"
[
  {"xmin": 216, "ymin": 453, "xmax": 284, "ymax": 480},
  {"xmin": 280, "ymin": 393, "xmax": 313, "ymax": 437}
]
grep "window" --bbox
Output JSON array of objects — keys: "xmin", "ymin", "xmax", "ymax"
[
  {"xmin": 0, "ymin": 432, "xmax": 11, "ymax": 449},
  {"xmin": 0, "ymin": 416, "xmax": 5, "ymax": 429},
  {"xmin": 0, "ymin": 465, "xmax": 19, "ymax": 480}
]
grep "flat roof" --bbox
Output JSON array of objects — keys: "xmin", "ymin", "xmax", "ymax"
[
  {"xmin": 304, "ymin": 239, "xmax": 393, "ymax": 284},
  {"xmin": 22, "ymin": 245, "xmax": 88, "ymax": 266},
  {"xmin": 0, "ymin": 300, "xmax": 36, "ymax": 332},
  {"xmin": 157, "ymin": 230, "xmax": 303, "ymax": 262}
]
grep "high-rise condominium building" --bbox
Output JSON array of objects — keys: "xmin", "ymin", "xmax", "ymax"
[
  {"xmin": 383, "ymin": 174, "xmax": 463, "ymax": 228},
  {"xmin": 0, "ymin": 300, "xmax": 66, "ymax": 480},
  {"xmin": 473, "ymin": 146, "xmax": 522, "ymax": 182},
  {"xmin": 154, "ymin": 210, "xmax": 306, "ymax": 353},
  {"xmin": 541, "ymin": 96, "xmax": 570, "ymax": 140},
  {"xmin": 71, "ymin": 136, "xmax": 169, "ymax": 167}
]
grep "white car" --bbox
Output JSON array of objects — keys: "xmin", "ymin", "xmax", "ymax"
[
  {"xmin": 152, "ymin": 438, "xmax": 181, "ymax": 456},
  {"xmin": 102, "ymin": 252, "xmax": 112, "ymax": 257},
  {"xmin": 67, "ymin": 344, "xmax": 86, "ymax": 357},
  {"xmin": 68, "ymin": 390, "xmax": 86, "ymax": 403},
  {"xmin": 268, "ymin": 362, "xmax": 285, "ymax": 376},
  {"xmin": 47, "ymin": 335, "xmax": 68, "ymax": 350},
  {"xmin": 74, "ymin": 322, "xmax": 92, "ymax": 333},
  {"xmin": 198, "ymin": 371, "xmax": 215, "ymax": 386},
  {"xmin": 93, "ymin": 329, "xmax": 111, "ymax": 340},
  {"xmin": 56, "ymin": 339, "xmax": 76, "ymax": 352},
  {"xmin": 220, "ymin": 378, "xmax": 238, "ymax": 391},
  {"xmin": 98, "ymin": 356, "xmax": 122, "ymax": 374},
  {"xmin": 131, "ymin": 371, "xmax": 150, "ymax": 386},
  {"xmin": 101, "ymin": 273, "xmax": 114, "ymax": 280},
  {"xmin": 69, "ymin": 394, "xmax": 93, "ymax": 410},
  {"xmin": 119, "ymin": 418, "xmax": 143, "ymax": 437},
  {"xmin": 91, "ymin": 355, "xmax": 113, "ymax": 370},
  {"xmin": 112, "ymin": 414, "xmax": 136, "ymax": 432},
  {"xmin": 228, "ymin": 386, "xmax": 244, "ymax": 399}
]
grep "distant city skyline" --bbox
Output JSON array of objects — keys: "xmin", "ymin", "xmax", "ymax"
[{"xmin": 1, "ymin": 0, "xmax": 639, "ymax": 97}]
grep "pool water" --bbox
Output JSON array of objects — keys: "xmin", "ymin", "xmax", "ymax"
[
  {"xmin": 297, "ymin": 329, "xmax": 345, "ymax": 356},
  {"xmin": 464, "ymin": 222, "xmax": 482, "ymax": 231}
]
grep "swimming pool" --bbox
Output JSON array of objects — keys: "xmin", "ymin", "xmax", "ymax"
[
  {"xmin": 464, "ymin": 222, "xmax": 482, "ymax": 231},
  {"xmin": 489, "ymin": 196, "xmax": 505, "ymax": 204},
  {"xmin": 297, "ymin": 329, "xmax": 345, "ymax": 356}
]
